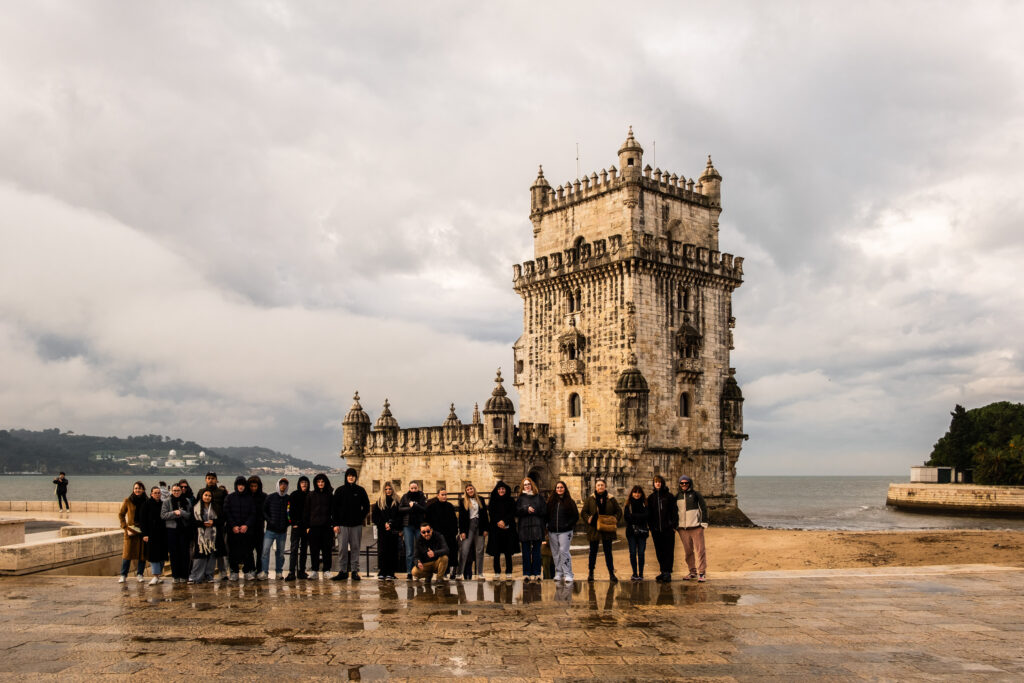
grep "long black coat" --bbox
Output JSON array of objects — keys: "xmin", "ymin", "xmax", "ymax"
[
  {"xmin": 486, "ymin": 488, "xmax": 518, "ymax": 556},
  {"xmin": 515, "ymin": 493, "xmax": 547, "ymax": 542},
  {"xmin": 139, "ymin": 496, "xmax": 167, "ymax": 563}
]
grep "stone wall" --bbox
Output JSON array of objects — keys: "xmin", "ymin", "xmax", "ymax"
[{"xmin": 886, "ymin": 484, "xmax": 1024, "ymax": 516}]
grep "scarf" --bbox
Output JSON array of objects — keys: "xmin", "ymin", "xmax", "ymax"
[
  {"xmin": 193, "ymin": 500, "xmax": 217, "ymax": 555},
  {"xmin": 595, "ymin": 491, "xmax": 609, "ymax": 514}
]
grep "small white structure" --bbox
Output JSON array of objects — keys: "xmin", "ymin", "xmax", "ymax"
[{"xmin": 910, "ymin": 466, "xmax": 953, "ymax": 484}]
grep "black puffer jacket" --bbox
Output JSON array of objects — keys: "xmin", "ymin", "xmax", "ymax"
[
  {"xmin": 372, "ymin": 497, "xmax": 400, "ymax": 533},
  {"xmin": 223, "ymin": 477, "xmax": 259, "ymax": 529},
  {"xmin": 515, "ymin": 493, "xmax": 547, "ymax": 542},
  {"xmin": 398, "ymin": 490, "xmax": 427, "ymax": 528},
  {"xmin": 304, "ymin": 474, "xmax": 334, "ymax": 527},
  {"xmin": 545, "ymin": 494, "xmax": 579, "ymax": 533},
  {"xmin": 426, "ymin": 498, "xmax": 458, "ymax": 541},
  {"xmin": 648, "ymin": 485, "xmax": 678, "ymax": 533},
  {"xmin": 624, "ymin": 498, "xmax": 650, "ymax": 537},
  {"xmin": 332, "ymin": 475, "xmax": 370, "ymax": 527},
  {"xmin": 263, "ymin": 479, "xmax": 290, "ymax": 533},
  {"xmin": 288, "ymin": 476, "xmax": 309, "ymax": 526}
]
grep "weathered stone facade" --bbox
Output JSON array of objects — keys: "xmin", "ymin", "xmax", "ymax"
[{"xmin": 343, "ymin": 129, "xmax": 749, "ymax": 523}]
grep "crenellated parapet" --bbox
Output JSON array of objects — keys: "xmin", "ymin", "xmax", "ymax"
[
  {"xmin": 356, "ymin": 420, "xmax": 555, "ymax": 456},
  {"xmin": 513, "ymin": 233, "xmax": 743, "ymax": 288}
]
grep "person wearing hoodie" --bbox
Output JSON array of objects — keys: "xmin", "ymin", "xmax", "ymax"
[
  {"xmin": 398, "ymin": 482, "xmax": 427, "ymax": 578},
  {"xmin": 285, "ymin": 475, "xmax": 310, "ymax": 581},
  {"xmin": 247, "ymin": 475, "xmax": 267, "ymax": 574},
  {"xmin": 485, "ymin": 481, "xmax": 518, "ymax": 579},
  {"xmin": 201, "ymin": 472, "xmax": 229, "ymax": 578},
  {"xmin": 649, "ymin": 475, "xmax": 678, "ymax": 583},
  {"xmin": 303, "ymin": 473, "xmax": 334, "ymax": 579},
  {"xmin": 331, "ymin": 467, "xmax": 370, "ymax": 581},
  {"xmin": 410, "ymin": 521, "xmax": 449, "ymax": 583},
  {"xmin": 189, "ymin": 488, "xmax": 218, "ymax": 583},
  {"xmin": 675, "ymin": 474, "xmax": 709, "ymax": 582},
  {"xmin": 624, "ymin": 485, "xmax": 650, "ymax": 581},
  {"xmin": 581, "ymin": 478, "xmax": 621, "ymax": 583},
  {"xmin": 140, "ymin": 485, "xmax": 168, "ymax": 585},
  {"xmin": 515, "ymin": 477, "xmax": 547, "ymax": 581},
  {"xmin": 224, "ymin": 475, "xmax": 259, "ymax": 580},
  {"xmin": 457, "ymin": 483, "xmax": 488, "ymax": 580},
  {"xmin": 260, "ymin": 478, "xmax": 290, "ymax": 580},
  {"xmin": 545, "ymin": 480, "xmax": 579, "ymax": 583},
  {"xmin": 426, "ymin": 488, "xmax": 459, "ymax": 580},
  {"xmin": 371, "ymin": 481, "xmax": 400, "ymax": 580},
  {"xmin": 161, "ymin": 483, "xmax": 193, "ymax": 583}
]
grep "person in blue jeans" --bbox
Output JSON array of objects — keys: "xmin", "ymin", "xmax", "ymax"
[
  {"xmin": 623, "ymin": 485, "xmax": 650, "ymax": 581},
  {"xmin": 398, "ymin": 482, "xmax": 427, "ymax": 577},
  {"xmin": 515, "ymin": 477, "xmax": 546, "ymax": 581},
  {"xmin": 260, "ymin": 478, "xmax": 290, "ymax": 579}
]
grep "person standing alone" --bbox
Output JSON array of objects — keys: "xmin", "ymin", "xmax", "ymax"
[{"xmin": 53, "ymin": 473, "xmax": 69, "ymax": 512}]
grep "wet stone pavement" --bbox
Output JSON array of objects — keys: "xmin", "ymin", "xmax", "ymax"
[{"xmin": 2, "ymin": 566, "xmax": 1023, "ymax": 681}]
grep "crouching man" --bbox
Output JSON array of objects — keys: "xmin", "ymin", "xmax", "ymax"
[{"xmin": 411, "ymin": 522, "xmax": 449, "ymax": 583}]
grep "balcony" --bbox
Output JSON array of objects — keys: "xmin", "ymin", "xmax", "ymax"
[
  {"xmin": 675, "ymin": 358, "xmax": 703, "ymax": 378},
  {"xmin": 559, "ymin": 359, "xmax": 585, "ymax": 385}
]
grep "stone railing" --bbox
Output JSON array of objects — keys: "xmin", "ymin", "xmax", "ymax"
[{"xmin": 886, "ymin": 484, "xmax": 1024, "ymax": 516}]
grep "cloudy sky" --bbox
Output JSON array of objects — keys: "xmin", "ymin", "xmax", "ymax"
[{"xmin": 2, "ymin": 2, "xmax": 1022, "ymax": 474}]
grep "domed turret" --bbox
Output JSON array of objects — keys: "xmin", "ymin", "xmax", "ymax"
[
  {"xmin": 443, "ymin": 403, "xmax": 462, "ymax": 427},
  {"xmin": 342, "ymin": 391, "xmax": 371, "ymax": 456},
  {"xmin": 721, "ymin": 370, "xmax": 745, "ymax": 438},
  {"xmin": 618, "ymin": 126, "xmax": 644, "ymax": 182},
  {"xmin": 615, "ymin": 352, "xmax": 649, "ymax": 440},
  {"xmin": 482, "ymin": 369, "xmax": 515, "ymax": 448},
  {"xmin": 615, "ymin": 353, "xmax": 649, "ymax": 393},
  {"xmin": 530, "ymin": 165, "xmax": 551, "ymax": 216},
  {"xmin": 375, "ymin": 399, "xmax": 399, "ymax": 431},
  {"xmin": 699, "ymin": 154, "xmax": 722, "ymax": 205}
]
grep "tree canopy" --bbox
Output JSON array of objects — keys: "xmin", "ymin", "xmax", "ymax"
[{"xmin": 928, "ymin": 402, "xmax": 1024, "ymax": 485}]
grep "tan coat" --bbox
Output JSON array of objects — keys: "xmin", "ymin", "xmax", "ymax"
[
  {"xmin": 118, "ymin": 496, "xmax": 146, "ymax": 561},
  {"xmin": 581, "ymin": 494, "xmax": 621, "ymax": 543}
]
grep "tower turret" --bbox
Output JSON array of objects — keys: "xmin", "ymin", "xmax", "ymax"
[
  {"xmin": 699, "ymin": 154, "xmax": 722, "ymax": 205},
  {"xmin": 530, "ymin": 165, "xmax": 551, "ymax": 230},
  {"xmin": 615, "ymin": 352, "xmax": 650, "ymax": 448},
  {"xmin": 617, "ymin": 126, "xmax": 644, "ymax": 183},
  {"xmin": 342, "ymin": 391, "xmax": 371, "ymax": 468},
  {"xmin": 374, "ymin": 399, "xmax": 399, "ymax": 446},
  {"xmin": 482, "ymin": 369, "xmax": 515, "ymax": 448}
]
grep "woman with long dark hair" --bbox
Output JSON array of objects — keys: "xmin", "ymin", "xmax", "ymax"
[
  {"xmin": 485, "ymin": 481, "xmax": 517, "ymax": 580},
  {"xmin": 140, "ymin": 485, "xmax": 167, "ymax": 585},
  {"xmin": 189, "ymin": 488, "xmax": 218, "ymax": 583},
  {"xmin": 371, "ymin": 481, "xmax": 401, "ymax": 580},
  {"xmin": 649, "ymin": 475, "xmax": 678, "ymax": 582},
  {"xmin": 624, "ymin": 485, "xmax": 650, "ymax": 581},
  {"xmin": 581, "ymin": 478, "xmax": 621, "ymax": 582},
  {"xmin": 546, "ymin": 480, "xmax": 579, "ymax": 583},
  {"xmin": 117, "ymin": 481, "xmax": 148, "ymax": 583}
]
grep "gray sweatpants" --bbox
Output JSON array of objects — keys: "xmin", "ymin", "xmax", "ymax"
[
  {"xmin": 337, "ymin": 525, "xmax": 363, "ymax": 573},
  {"xmin": 458, "ymin": 517, "xmax": 486, "ymax": 576}
]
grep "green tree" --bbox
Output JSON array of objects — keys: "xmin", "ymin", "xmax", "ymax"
[
  {"xmin": 972, "ymin": 436, "xmax": 1024, "ymax": 485},
  {"xmin": 929, "ymin": 404, "xmax": 977, "ymax": 469}
]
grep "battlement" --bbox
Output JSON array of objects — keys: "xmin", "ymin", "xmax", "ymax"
[
  {"xmin": 531, "ymin": 163, "xmax": 714, "ymax": 218},
  {"xmin": 357, "ymin": 420, "xmax": 554, "ymax": 456},
  {"xmin": 512, "ymin": 232, "xmax": 743, "ymax": 287}
]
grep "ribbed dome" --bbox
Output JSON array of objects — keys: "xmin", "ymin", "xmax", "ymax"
[
  {"xmin": 615, "ymin": 352, "xmax": 649, "ymax": 393},
  {"xmin": 343, "ymin": 392, "xmax": 371, "ymax": 426},
  {"xmin": 700, "ymin": 154, "xmax": 721, "ymax": 181},
  {"xmin": 375, "ymin": 399, "xmax": 399, "ymax": 430},
  {"xmin": 442, "ymin": 403, "xmax": 462, "ymax": 427},
  {"xmin": 618, "ymin": 125, "xmax": 644, "ymax": 156},
  {"xmin": 722, "ymin": 374, "xmax": 743, "ymax": 401},
  {"xmin": 483, "ymin": 369, "xmax": 515, "ymax": 413}
]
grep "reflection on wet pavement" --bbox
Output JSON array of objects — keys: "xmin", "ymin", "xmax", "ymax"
[{"xmin": 1, "ymin": 568, "xmax": 1022, "ymax": 679}]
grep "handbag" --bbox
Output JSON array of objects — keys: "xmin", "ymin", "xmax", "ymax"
[
  {"xmin": 630, "ymin": 525, "xmax": 649, "ymax": 539},
  {"xmin": 596, "ymin": 514, "xmax": 617, "ymax": 533}
]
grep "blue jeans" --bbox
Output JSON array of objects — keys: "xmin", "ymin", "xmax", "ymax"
[
  {"xmin": 120, "ymin": 558, "xmax": 144, "ymax": 577},
  {"xmin": 521, "ymin": 540, "xmax": 542, "ymax": 577},
  {"xmin": 261, "ymin": 529, "xmax": 287, "ymax": 574},
  {"xmin": 403, "ymin": 526, "xmax": 418, "ymax": 573},
  {"xmin": 627, "ymin": 532, "xmax": 648, "ymax": 576}
]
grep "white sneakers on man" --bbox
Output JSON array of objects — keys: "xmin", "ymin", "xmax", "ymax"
[{"xmin": 149, "ymin": 577, "xmax": 163, "ymax": 585}]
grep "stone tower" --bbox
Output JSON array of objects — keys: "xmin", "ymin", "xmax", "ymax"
[{"xmin": 512, "ymin": 128, "xmax": 748, "ymax": 518}]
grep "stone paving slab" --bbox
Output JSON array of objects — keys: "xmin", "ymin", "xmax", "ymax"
[{"xmin": 1, "ymin": 566, "xmax": 1023, "ymax": 680}]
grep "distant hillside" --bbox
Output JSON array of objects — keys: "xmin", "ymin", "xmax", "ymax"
[{"xmin": 0, "ymin": 428, "xmax": 328, "ymax": 475}]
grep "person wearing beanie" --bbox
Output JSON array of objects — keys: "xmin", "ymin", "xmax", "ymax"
[
  {"xmin": 675, "ymin": 475, "xmax": 709, "ymax": 582},
  {"xmin": 331, "ymin": 467, "xmax": 370, "ymax": 581},
  {"xmin": 285, "ymin": 475, "xmax": 310, "ymax": 580}
]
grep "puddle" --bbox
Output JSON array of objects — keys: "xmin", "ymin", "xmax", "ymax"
[
  {"xmin": 720, "ymin": 593, "xmax": 767, "ymax": 605},
  {"xmin": 197, "ymin": 636, "xmax": 265, "ymax": 647}
]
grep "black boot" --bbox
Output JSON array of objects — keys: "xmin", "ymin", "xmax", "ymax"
[
  {"xmin": 332, "ymin": 571, "xmax": 348, "ymax": 581},
  {"xmin": 284, "ymin": 573, "xmax": 296, "ymax": 582},
  {"xmin": 351, "ymin": 572, "xmax": 361, "ymax": 581}
]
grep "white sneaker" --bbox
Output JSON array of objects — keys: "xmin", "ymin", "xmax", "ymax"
[
  {"xmin": 149, "ymin": 577, "xmax": 163, "ymax": 585},
  {"xmin": 117, "ymin": 576, "xmax": 126, "ymax": 583},
  {"xmin": 554, "ymin": 574, "xmax": 563, "ymax": 582},
  {"xmin": 137, "ymin": 575, "xmax": 145, "ymax": 583},
  {"xmin": 308, "ymin": 571, "xmax": 318, "ymax": 580},
  {"xmin": 565, "ymin": 576, "xmax": 574, "ymax": 583},
  {"xmin": 256, "ymin": 571, "xmax": 268, "ymax": 580},
  {"xmin": 504, "ymin": 573, "xmax": 513, "ymax": 580},
  {"xmin": 244, "ymin": 572, "xmax": 256, "ymax": 581},
  {"xmin": 228, "ymin": 572, "xmax": 239, "ymax": 581},
  {"xmin": 475, "ymin": 574, "xmax": 486, "ymax": 580}
]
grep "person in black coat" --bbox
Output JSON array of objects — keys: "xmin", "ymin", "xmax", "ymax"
[
  {"xmin": 486, "ymin": 481, "xmax": 518, "ymax": 579},
  {"xmin": 426, "ymin": 488, "xmax": 459, "ymax": 579},
  {"xmin": 331, "ymin": 467, "xmax": 370, "ymax": 581},
  {"xmin": 53, "ymin": 472, "xmax": 70, "ymax": 511},
  {"xmin": 515, "ymin": 478, "xmax": 547, "ymax": 581},
  {"xmin": 398, "ymin": 483, "xmax": 427, "ymax": 577},
  {"xmin": 223, "ymin": 476, "xmax": 259, "ymax": 580},
  {"xmin": 649, "ymin": 475, "xmax": 679, "ymax": 582},
  {"xmin": 303, "ymin": 473, "xmax": 334, "ymax": 578},
  {"xmin": 371, "ymin": 481, "xmax": 401, "ymax": 580},
  {"xmin": 140, "ymin": 485, "xmax": 168, "ymax": 584},
  {"xmin": 624, "ymin": 486, "xmax": 650, "ymax": 581},
  {"xmin": 545, "ymin": 481, "xmax": 579, "ymax": 583},
  {"xmin": 285, "ymin": 475, "xmax": 310, "ymax": 581},
  {"xmin": 247, "ymin": 475, "xmax": 267, "ymax": 574},
  {"xmin": 161, "ymin": 483, "xmax": 193, "ymax": 583}
]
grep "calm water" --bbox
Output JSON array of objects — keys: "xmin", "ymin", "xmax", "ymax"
[{"xmin": 4, "ymin": 474, "xmax": 1023, "ymax": 531}]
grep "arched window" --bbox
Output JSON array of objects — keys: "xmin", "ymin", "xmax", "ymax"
[
  {"xmin": 568, "ymin": 393, "xmax": 581, "ymax": 418},
  {"xmin": 567, "ymin": 291, "xmax": 576, "ymax": 313},
  {"xmin": 574, "ymin": 288, "xmax": 582, "ymax": 311},
  {"xmin": 567, "ymin": 344, "xmax": 576, "ymax": 360},
  {"xmin": 679, "ymin": 392, "xmax": 691, "ymax": 418}
]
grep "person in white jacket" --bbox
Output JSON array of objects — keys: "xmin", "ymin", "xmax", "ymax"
[{"xmin": 675, "ymin": 475, "xmax": 709, "ymax": 582}]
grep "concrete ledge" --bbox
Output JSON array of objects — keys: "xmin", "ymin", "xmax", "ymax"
[
  {"xmin": 0, "ymin": 500, "xmax": 122, "ymax": 513},
  {"xmin": 887, "ymin": 483, "xmax": 1024, "ymax": 517},
  {"xmin": 0, "ymin": 529, "xmax": 122, "ymax": 575},
  {"xmin": 0, "ymin": 519, "xmax": 26, "ymax": 546}
]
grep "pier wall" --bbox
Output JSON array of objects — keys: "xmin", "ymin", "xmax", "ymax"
[{"xmin": 887, "ymin": 483, "xmax": 1024, "ymax": 517}]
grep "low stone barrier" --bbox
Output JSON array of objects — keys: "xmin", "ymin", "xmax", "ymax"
[
  {"xmin": 886, "ymin": 483, "xmax": 1024, "ymax": 516},
  {"xmin": 0, "ymin": 500, "xmax": 122, "ymax": 513},
  {"xmin": 0, "ymin": 529, "xmax": 122, "ymax": 575}
]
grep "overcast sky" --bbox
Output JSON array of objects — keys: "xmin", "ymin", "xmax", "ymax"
[{"xmin": 2, "ymin": 2, "xmax": 1022, "ymax": 474}]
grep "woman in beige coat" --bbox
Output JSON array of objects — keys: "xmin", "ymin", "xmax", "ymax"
[{"xmin": 117, "ymin": 481, "xmax": 148, "ymax": 582}]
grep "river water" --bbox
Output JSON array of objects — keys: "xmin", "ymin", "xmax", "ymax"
[{"xmin": 4, "ymin": 474, "xmax": 1023, "ymax": 531}]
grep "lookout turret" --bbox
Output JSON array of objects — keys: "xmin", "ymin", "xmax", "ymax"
[{"xmin": 617, "ymin": 126, "xmax": 644, "ymax": 183}]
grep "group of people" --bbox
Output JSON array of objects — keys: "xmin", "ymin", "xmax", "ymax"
[{"xmin": 117, "ymin": 468, "xmax": 710, "ymax": 586}]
